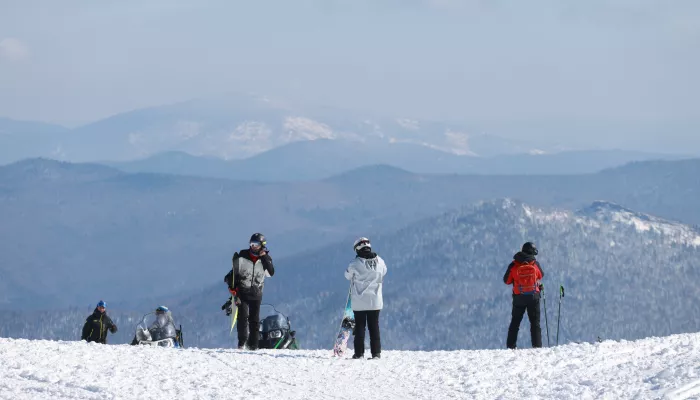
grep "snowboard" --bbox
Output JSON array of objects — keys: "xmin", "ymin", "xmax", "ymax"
[
  {"xmin": 226, "ymin": 254, "xmax": 239, "ymax": 336},
  {"xmin": 230, "ymin": 299, "xmax": 238, "ymax": 334},
  {"xmin": 333, "ymin": 285, "xmax": 355, "ymax": 357}
]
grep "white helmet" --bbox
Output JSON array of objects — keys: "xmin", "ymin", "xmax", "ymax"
[{"xmin": 353, "ymin": 237, "xmax": 371, "ymax": 252}]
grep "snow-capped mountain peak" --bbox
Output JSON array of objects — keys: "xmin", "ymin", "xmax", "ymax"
[
  {"xmin": 483, "ymin": 199, "xmax": 700, "ymax": 248},
  {"xmin": 577, "ymin": 201, "xmax": 700, "ymax": 247},
  {"xmin": 3, "ymin": 93, "xmax": 569, "ymax": 163}
]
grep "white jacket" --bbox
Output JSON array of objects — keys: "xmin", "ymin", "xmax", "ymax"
[{"xmin": 344, "ymin": 253, "xmax": 387, "ymax": 311}]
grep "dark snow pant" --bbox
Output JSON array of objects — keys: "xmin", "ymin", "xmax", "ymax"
[
  {"xmin": 237, "ymin": 298, "xmax": 261, "ymax": 350},
  {"xmin": 354, "ymin": 310, "xmax": 381, "ymax": 357},
  {"xmin": 507, "ymin": 293, "xmax": 542, "ymax": 349}
]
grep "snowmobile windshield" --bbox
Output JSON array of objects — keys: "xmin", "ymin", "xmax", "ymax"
[
  {"xmin": 145, "ymin": 312, "xmax": 177, "ymax": 341},
  {"xmin": 261, "ymin": 313, "xmax": 289, "ymax": 332}
]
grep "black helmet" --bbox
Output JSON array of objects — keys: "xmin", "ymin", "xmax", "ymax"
[
  {"xmin": 522, "ymin": 242, "xmax": 538, "ymax": 256},
  {"xmin": 250, "ymin": 233, "xmax": 266, "ymax": 247}
]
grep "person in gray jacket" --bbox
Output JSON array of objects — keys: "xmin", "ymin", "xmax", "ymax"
[
  {"xmin": 224, "ymin": 233, "xmax": 275, "ymax": 350},
  {"xmin": 345, "ymin": 237, "xmax": 387, "ymax": 360}
]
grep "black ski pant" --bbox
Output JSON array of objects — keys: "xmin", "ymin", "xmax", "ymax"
[
  {"xmin": 353, "ymin": 310, "xmax": 381, "ymax": 357},
  {"xmin": 507, "ymin": 293, "xmax": 542, "ymax": 349},
  {"xmin": 237, "ymin": 298, "xmax": 261, "ymax": 350}
]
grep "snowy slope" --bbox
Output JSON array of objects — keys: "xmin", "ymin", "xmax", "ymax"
[
  {"xmin": 576, "ymin": 201, "xmax": 700, "ymax": 247},
  {"xmin": 248, "ymin": 198, "xmax": 700, "ymax": 351},
  {"xmin": 2, "ymin": 333, "xmax": 700, "ymax": 400}
]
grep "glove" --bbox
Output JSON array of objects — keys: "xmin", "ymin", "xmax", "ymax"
[
  {"xmin": 234, "ymin": 297, "xmax": 241, "ymax": 306},
  {"xmin": 228, "ymin": 287, "xmax": 237, "ymax": 296},
  {"xmin": 538, "ymin": 283, "xmax": 544, "ymax": 291},
  {"xmin": 225, "ymin": 306, "xmax": 232, "ymax": 316},
  {"xmin": 110, "ymin": 324, "xmax": 118, "ymax": 333}
]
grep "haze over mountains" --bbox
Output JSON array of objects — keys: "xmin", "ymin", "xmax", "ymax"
[
  {"xmin": 104, "ymin": 143, "xmax": 690, "ymax": 181},
  {"xmin": 1, "ymin": 95, "xmax": 698, "ymax": 352},
  {"xmin": 1, "ymin": 94, "xmax": 694, "ymax": 171},
  {"xmin": 0, "ymin": 155, "xmax": 698, "ymax": 310},
  {"xmin": 2, "ymin": 198, "xmax": 700, "ymax": 352},
  {"xmin": 0, "ymin": 94, "xmax": 539, "ymax": 163},
  {"xmin": 0, "ymin": 117, "xmax": 69, "ymax": 165}
]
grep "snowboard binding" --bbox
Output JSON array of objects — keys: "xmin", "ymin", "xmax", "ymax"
[{"xmin": 341, "ymin": 317, "xmax": 355, "ymax": 330}]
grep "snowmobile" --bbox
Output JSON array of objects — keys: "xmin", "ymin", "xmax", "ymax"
[
  {"xmin": 258, "ymin": 304, "xmax": 300, "ymax": 350},
  {"xmin": 130, "ymin": 306, "xmax": 184, "ymax": 348}
]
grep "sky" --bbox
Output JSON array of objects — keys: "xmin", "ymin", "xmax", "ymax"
[{"xmin": 0, "ymin": 0, "xmax": 698, "ymax": 148}]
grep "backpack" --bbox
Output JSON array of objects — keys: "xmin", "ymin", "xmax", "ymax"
[{"xmin": 513, "ymin": 260, "xmax": 539, "ymax": 294}]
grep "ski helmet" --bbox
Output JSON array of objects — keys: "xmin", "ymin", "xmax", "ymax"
[
  {"xmin": 522, "ymin": 242, "xmax": 538, "ymax": 256},
  {"xmin": 353, "ymin": 237, "xmax": 371, "ymax": 252},
  {"xmin": 249, "ymin": 233, "xmax": 266, "ymax": 247},
  {"xmin": 156, "ymin": 305, "xmax": 169, "ymax": 314}
]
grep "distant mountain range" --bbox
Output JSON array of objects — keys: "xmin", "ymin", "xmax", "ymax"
[
  {"xmin": 1, "ymin": 156, "xmax": 699, "ymax": 312},
  {"xmin": 0, "ymin": 93, "xmax": 542, "ymax": 164},
  {"xmin": 3, "ymin": 93, "xmax": 691, "ymax": 169},
  {"xmin": 3, "ymin": 199, "xmax": 700, "ymax": 352},
  {"xmin": 104, "ymin": 142, "xmax": 689, "ymax": 180}
]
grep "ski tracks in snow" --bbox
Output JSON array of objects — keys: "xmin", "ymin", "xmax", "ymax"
[{"xmin": 664, "ymin": 379, "xmax": 700, "ymax": 400}]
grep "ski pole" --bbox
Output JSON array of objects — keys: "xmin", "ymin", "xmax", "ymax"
[
  {"xmin": 540, "ymin": 283, "xmax": 550, "ymax": 347},
  {"xmin": 556, "ymin": 285, "xmax": 564, "ymax": 345}
]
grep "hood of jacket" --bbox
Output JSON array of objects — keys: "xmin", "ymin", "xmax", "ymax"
[{"xmin": 513, "ymin": 251, "xmax": 536, "ymax": 263}]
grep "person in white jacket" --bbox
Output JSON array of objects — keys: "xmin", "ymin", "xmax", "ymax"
[{"xmin": 345, "ymin": 237, "xmax": 387, "ymax": 359}]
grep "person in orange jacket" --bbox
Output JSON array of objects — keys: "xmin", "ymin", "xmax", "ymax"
[{"xmin": 503, "ymin": 242, "xmax": 544, "ymax": 349}]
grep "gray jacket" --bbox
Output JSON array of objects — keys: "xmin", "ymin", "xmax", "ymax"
[{"xmin": 227, "ymin": 249, "xmax": 275, "ymax": 300}]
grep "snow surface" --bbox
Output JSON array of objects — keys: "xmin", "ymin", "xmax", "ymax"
[{"xmin": 2, "ymin": 332, "xmax": 700, "ymax": 400}]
